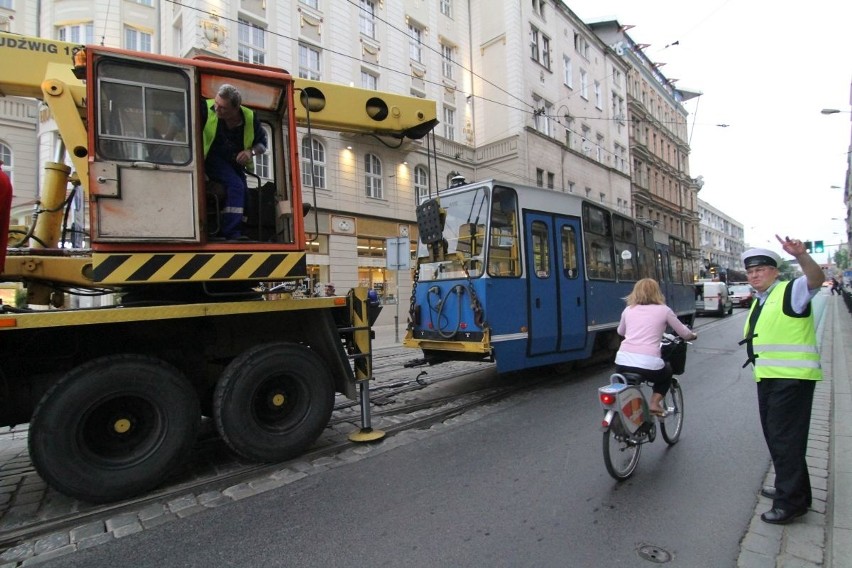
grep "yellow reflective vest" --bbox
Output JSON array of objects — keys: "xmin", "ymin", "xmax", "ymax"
[
  {"xmin": 202, "ymin": 100, "xmax": 256, "ymax": 172},
  {"xmin": 743, "ymin": 280, "xmax": 822, "ymax": 381}
]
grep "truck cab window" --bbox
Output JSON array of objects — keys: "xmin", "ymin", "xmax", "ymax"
[{"xmin": 96, "ymin": 60, "xmax": 191, "ymax": 165}]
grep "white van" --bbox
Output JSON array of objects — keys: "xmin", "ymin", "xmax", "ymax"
[{"xmin": 695, "ymin": 281, "xmax": 733, "ymax": 317}]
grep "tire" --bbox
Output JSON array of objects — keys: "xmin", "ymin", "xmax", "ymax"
[
  {"xmin": 214, "ymin": 342, "xmax": 335, "ymax": 462},
  {"xmin": 28, "ymin": 355, "xmax": 200, "ymax": 503},
  {"xmin": 660, "ymin": 379, "xmax": 684, "ymax": 445},
  {"xmin": 602, "ymin": 419, "xmax": 641, "ymax": 480}
]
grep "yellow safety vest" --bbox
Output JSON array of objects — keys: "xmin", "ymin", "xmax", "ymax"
[
  {"xmin": 743, "ymin": 280, "xmax": 821, "ymax": 381},
  {"xmin": 202, "ymin": 100, "xmax": 256, "ymax": 172}
]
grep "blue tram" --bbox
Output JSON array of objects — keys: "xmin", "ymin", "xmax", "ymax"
[{"xmin": 403, "ymin": 178, "xmax": 696, "ymax": 373}]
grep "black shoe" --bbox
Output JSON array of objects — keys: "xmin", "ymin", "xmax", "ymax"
[
  {"xmin": 760, "ymin": 507, "xmax": 807, "ymax": 525},
  {"xmin": 760, "ymin": 486, "xmax": 777, "ymax": 499}
]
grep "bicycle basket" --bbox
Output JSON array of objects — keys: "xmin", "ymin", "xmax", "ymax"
[{"xmin": 661, "ymin": 340, "xmax": 688, "ymax": 375}]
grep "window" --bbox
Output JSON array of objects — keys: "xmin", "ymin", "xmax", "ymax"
[
  {"xmin": 408, "ymin": 23, "xmax": 423, "ymax": 63},
  {"xmin": 563, "ymin": 55, "xmax": 573, "ymax": 88},
  {"xmin": 613, "ymin": 215, "xmax": 638, "ymax": 281},
  {"xmin": 299, "ymin": 43, "xmax": 321, "ymax": 80},
  {"xmin": 301, "ymin": 136, "xmax": 326, "ymax": 190},
  {"xmin": 300, "ymin": 0, "xmax": 319, "ymax": 8},
  {"xmin": 365, "ymin": 153, "xmax": 383, "ymax": 199},
  {"xmin": 440, "ymin": 0, "xmax": 452, "ymax": 17},
  {"xmin": 531, "ymin": 221, "xmax": 550, "ymax": 278},
  {"xmin": 575, "ymin": 34, "xmax": 590, "ymax": 59},
  {"xmin": 361, "ymin": 70, "xmax": 378, "ymax": 90},
  {"xmin": 360, "ymin": 0, "xmax": 376, "ymax": 38},
  {"xmin": 533, "ymin": 97, "xmax": 552, "ymax": 137},
  {"xmin": 532, "ymin": 0, "xmax": 546, "ymax": 18},
  {"xmin": 443, "ymin": 106, "xmax": 455, "ymax": 141},
  {"xmin": 561, "ymin": 226, "xmax": 579, "ymax": 279},
  {"xmin": 255, "ymin": 124, "xmax": 272, "ymax": 179},
  {"xmin": 96, "ymin": 60, "xmax": 191, "ymax": 165},
  {"xmin": 583, "ymin": 203, "xmax": 615, "ymax": 280},
  {"xmin": 441, "ymin": 44, "xmax": 455, "ymax": 79},
  {"xmin": 414, "ymin": 165, "xmax": 429, "ymax": 202},
  {"xmin": 536, "ymin": 168, "xmax": 544, "ymax": 187},
  {"xmin": 124, "ymin": 27, "xmax": 152, "ymax": 52},
  {"xmin": 530, "ymin": 26, "xmax": 550, "ymax": 69},
  {"xmin": 487, "ymin": 186, "xmax": 519, "ymax": 277},
  {"xmin": 547, "ymin": 172, "xmax": 554, "ymax": 189},
  {"xmin": 580, "ymin": 69, "xmax": 588, "ymax": 99},
  {"xmin": 594, "ymin": 81, "xmax": 602, "ymax": 109},
  {"xmin": 57, "ymin": 23, "xmax": 94, "ymax": 44},
  {"xmin": 238, "ymin": 19, "xmax": 266, "ymax": 64},
  {"xmin": 0, "ymin": 143, "xmax": 11, "ymax": 177}
]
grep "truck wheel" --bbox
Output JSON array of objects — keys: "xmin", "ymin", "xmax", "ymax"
[
  {"xmin": 28, "ymin": 355, "xmax": 200, "ymax": 503},
  {"xmin": 213, "ymin": 342, "xmax": 334, "ymax": 462}
]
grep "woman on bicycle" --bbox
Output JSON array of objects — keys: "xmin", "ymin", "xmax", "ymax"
[{"xmin": 615, "ymin": 278, "xmax": 697, "ymax": 415}]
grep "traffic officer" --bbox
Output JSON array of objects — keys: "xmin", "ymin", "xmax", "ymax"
[{"xmin": 740, "ymin": 235, "xmax": 824, "ymax": 524}]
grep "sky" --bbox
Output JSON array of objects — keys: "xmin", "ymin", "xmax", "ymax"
[{"xmin": 565, "ymin": 0, "xmax": 852, "ymax": 262}]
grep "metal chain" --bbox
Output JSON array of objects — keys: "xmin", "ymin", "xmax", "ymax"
[{"xmin": 407, "ymin": 257, "xmax": 421, "ymax": 331}]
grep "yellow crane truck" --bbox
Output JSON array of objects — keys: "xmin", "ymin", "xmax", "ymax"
[{"xmin": 0, "ymin": 32, "xmax": 437, "ymax": 503}]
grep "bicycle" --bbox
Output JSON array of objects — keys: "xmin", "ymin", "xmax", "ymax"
[{"xmin": 598, "ymin": 333, "xmax": 689, "ymax": 481}]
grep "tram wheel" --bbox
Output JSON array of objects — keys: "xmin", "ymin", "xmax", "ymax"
[
  {"xmin": 28, "ymin": 355, "xmax": 200, "ymax": 503},
  {"xmin": 213, "ymin": 342, "xmax": 334, "ymax": 462}
]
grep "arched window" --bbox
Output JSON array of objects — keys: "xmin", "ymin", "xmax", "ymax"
[
  {"xmin": 365, "ymin": 153, "xmax": 382, "ymax": 199},
  {"xmin": 300, "ymin": 136, "xmax": 326, "ymax": 189},
  {"xmin": 414, "ymin": 165, "xmax": 429, "ymax": 202}
]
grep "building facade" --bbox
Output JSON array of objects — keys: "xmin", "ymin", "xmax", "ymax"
[
  {"xmin": 1, "ymin": 0, "xmax": 730, "ymax": 316},
  {"xmin": 697, "ymin": 198, "xmax": 746, "ymax": 281}
]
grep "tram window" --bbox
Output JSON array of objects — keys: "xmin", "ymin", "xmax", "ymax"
[
  {"xmin": 583, "ymin": 203, "xmax": 615, "ymax": 280},
  {"xmin": 616, "ymin": 243, "xmax": 638, "ymax": 281},
  {"xmin": 613, "ymin": 214, "xmax": 637, "ymax": 281},
  {"xmin": 637, "ymin": 246, "xmax": 655, "ymax": 279},
  {"xmin": 561, "ymin": 226, "xmax": 579, "ymax": 279},
  {"xmin": 531, "ymin": 221, "xmax": 550, "ymax": 278},
  {"xmin": 586, "ymin": 235, "xmax": 615, "ymax": 280},
  {"xmin": 656, "ymin": 250, "xmax": 667, "ymax": 282},
  {"xmin": 672, "ymin": 254, "xmax": 684, "ymax": 285},
  {"xmin": 487, "ymin": 186, "xmax": 520, "ymax": 277}
]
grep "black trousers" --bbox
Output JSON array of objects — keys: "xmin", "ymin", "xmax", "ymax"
[
  {"xmin": 756, "ymin": 378, "xmax": 816, "ymax": 510},
  {"xmin": 615, "ymin": 364, "xmax": 672, "ymax": 396}
]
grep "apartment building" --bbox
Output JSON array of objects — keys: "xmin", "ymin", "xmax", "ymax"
[
  {"xmin": 586, "ymin": 19, "xmax": 701, "ymax": 259},
  {"xmin": 697, "ymin": 198, "xmax": 746, "ymax": 281},
  {"xmin": 1, "ymin": 0, "xmax": 712, "ymax": 308}
]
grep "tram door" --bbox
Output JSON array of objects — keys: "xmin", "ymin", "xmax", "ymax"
[{"xmin": 524, "ymin": 212, "xmax": 586, "ymax": 356}]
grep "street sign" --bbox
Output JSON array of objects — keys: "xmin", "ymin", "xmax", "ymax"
[{"xmin": 386, "ymin": 237, "xmax": 410, "ymax": 270}]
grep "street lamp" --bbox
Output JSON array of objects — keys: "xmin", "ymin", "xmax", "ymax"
[{"xmin": 821, "ymin": 109, "xmax": 851, "ymax": 115}]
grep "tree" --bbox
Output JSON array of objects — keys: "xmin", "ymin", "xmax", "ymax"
[{"xmin": 833, "ymin": 248, "xmax": 849, "ymax": 270}]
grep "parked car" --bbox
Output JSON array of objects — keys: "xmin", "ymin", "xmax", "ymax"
[
  {"xmin": 728, "ymin": 284, "xmax": 755, "ymax": 308},
  {"xmin": 695, "ymin": 281, "xmax": 733, "ymax": 316}
]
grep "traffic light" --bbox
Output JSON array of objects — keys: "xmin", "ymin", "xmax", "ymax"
[
  {"xmin": 814, "ymin": 240, "xmax": 824, "ymax": 253},
  {"xmin": 804, "ymin": 241, "xmax": 813, "ymax": 253}
]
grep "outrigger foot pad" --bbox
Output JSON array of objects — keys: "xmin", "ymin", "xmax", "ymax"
[{"xmin": 349, "ymin": 428, "xmax": 386, "ymax": 443}]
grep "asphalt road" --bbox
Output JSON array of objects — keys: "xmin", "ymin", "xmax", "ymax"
[{"xmin": 42, "ymin": 311, "xmax": 768, "ymax": 567}]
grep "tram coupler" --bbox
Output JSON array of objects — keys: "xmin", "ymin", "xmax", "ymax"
[{"xmin": 347, "ymin": 287, "xmax": 385, "ymax": 443}]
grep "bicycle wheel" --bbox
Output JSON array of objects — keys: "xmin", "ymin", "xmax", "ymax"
[
  {"xmin": 602, "ymin": 419, "xmax": 641, "ymax": 480},
  {"xmin": 660, "ymin": 379, "xmax": 684, "ymax": 445}
]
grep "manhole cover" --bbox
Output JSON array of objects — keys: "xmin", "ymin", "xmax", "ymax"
[{"xmin": 638, "ymin": 544, "xmax": 673, "ymax": 563}]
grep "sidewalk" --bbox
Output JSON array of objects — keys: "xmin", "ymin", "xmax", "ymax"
[{"xmin": 737, "ymin": 291, "xmax": 849, "ymax": 567}]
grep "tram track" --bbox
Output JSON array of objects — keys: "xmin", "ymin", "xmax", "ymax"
[{"xmin": 0, "ymin": 357, "xmax": 516, "ymax": 553}]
